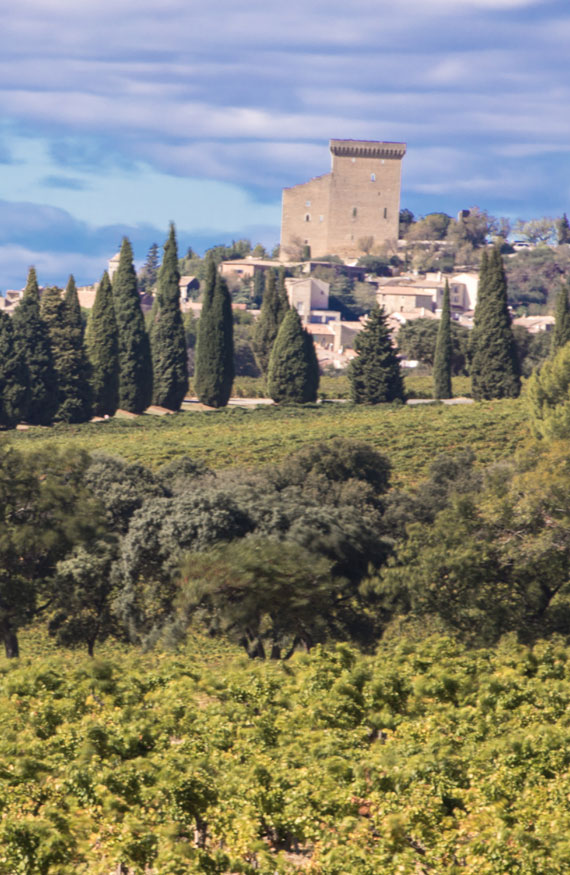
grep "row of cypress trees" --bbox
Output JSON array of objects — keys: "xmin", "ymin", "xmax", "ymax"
[{"xmin": 0, "ymin": 227, "xmax": 190, "ymax": 428}]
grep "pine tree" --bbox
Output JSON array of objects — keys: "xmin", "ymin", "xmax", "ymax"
[
  {"xmin": 11, "ymin": 267, "xmax": 58, "ymax": 425},
  {"xmin": 277, "ymin": 266, "xmax": 290, "ymax": 316},
  {"xmin": 138, "ymin": 242, "xmax": 160, "ymax": 295},
  {"xmin": 253, "ymin": 269, "xmax": 289, "ymax": 373},
  {"xmin": 150, "ymin": 224, "xmax": 188, "ymax": 410},
  {"xmin": 433, "ymin": 279, "xmax": 452, "ymax": 399},
  {"xmin": 40, "ymin": 285, "xmax": 90, "ymax": 423},
  {"xmin": 471, "ymin": 247, "xmax": 520, "ymax": 400},
  {"xmin": 551, "ymin": 283, "xmax": 570, "ymax": 354},
  {"xmin": 556, "ymin": 213, "xmax": 570, "ymax": 245},
  {"xmin": 85, "ymin": 271, "xmax": 119, "ymax": 417},
  {"xmin": 267, "ymin": 309, "xmax": 319, "ymax": 403},
  {"xmin": 348, "ymin": 306, "xmax": 404, "ymax": 404},
  {"xmin": 113, "ymin": 237, "xmax": 153, "ymax": 413},
  {"xmin": 0, "ymin": 311, "xmax": 29, "ymax": 428},
  {"xmin": 194, "ymin": 259, "xmax": 234, "ymax": 407}
]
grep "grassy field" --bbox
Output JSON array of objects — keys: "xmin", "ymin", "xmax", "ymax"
[
  {"xmin": 1, "ymin": 394, "xmax": 529, "ymax": 488},
  {"xmin": 231, "ymin": 373, "xmax": 472, "ymax": 399}
]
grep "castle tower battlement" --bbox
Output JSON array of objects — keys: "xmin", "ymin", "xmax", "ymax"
[{"xmin": 281, "ymin": 138, "xmax": 406, "ymax": 260}]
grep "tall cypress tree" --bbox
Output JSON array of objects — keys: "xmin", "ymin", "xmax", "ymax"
[
  {"xmin": 471, "ymin": 247, "xmax": 520, "ymax": 400},
  {"xmin": 150, "ymin": 224, "xmax": 188, "ymax": 410},
  {"xmin": 86, "ymin": 271, "xmax": 119, "ymax": 417},
  {"xmin": 113, "ymin": 237, "xmax": 153, "ymax": 413},
  {"xmin": 11, "ymin": 267, "xmax": 58, "ymax": 425},
  {"xmin": 551, "ymin": 283, "xmax": 570, "ymax": 354},
  {"xmin": 267, "ymin": 309, "xmax": 319, "ymax": 403},
  {"xmin": 433, "ymin": 279, "xmax": 452, "ymax": 399},
  {"xmin": 349, "ymin": 306, "xmax": 404, "ymax": 404},
  {"xmin": 253, "ymin": 269, "xmax": 288, "ymax": 373},
  {"xmin": 0, "ymin": 311, "xmax": 29, "ymax": 428},
  {"xmin": 40, "ymin": 282, "xmax": 91, "ymax": 423},
  {"xmin": 194, "ymin": 259, "xmax": 234, "ymax": 407}
]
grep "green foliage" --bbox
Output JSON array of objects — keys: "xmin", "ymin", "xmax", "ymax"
[
  {"xmin": 138, "ymin": 241, "xmax": 160, "ymax": 295},
  {"xmin": 471, "ymin": 248, "xmax": 521, "ymax": 400},
  {"xmin": 551, "ymin": 282, "xmax": 570, "ymax": 353},
  {"xmin": 11, "ymin": 268, "xmax": 58, "ymax": 426},
  {"xmin": 253, "ymin": 269, "xmax": 289, "ymax": 374},
  {"xmin": 557, "ymin": 212, "xmax": 570, "ymax": 245},
  {"xmin": 150, "ymin": 224, "xmax": 189, "ymax": 410},
  {"xmin": 433, "ymin": 279, "xmax": 452, "ymax": 399},
  {"xmin": 267, "ymin": 310, "xmax": 319, "ymax": 404},
  {"xmin": 0, "ymin": 310, "xmax": 29, "ymax": 428},
  {"xmin": 397, "ymin": 318, "xmax": 469, "ymax": 375},
  {"xmin": 194, "ymin": 259, "xmax": 234, "ymax": 407},
  {"xmin": 504, "ymin": 245, "xmax": 570, "ymax": 309},
  {"xmin": 349, "ymin": 306, "xmax": 404, "ymax": 404},
  {"xmin": 527, "ymin": 341, "xmax": 570, "ymax": 439},
  {"xmin": 113, "ymin": 238, "xmax": 153, "ymax": 413},
  {"xmin": 86, "ymin": 271, "xmax": 119, "ymax": 417},
  {"xmin": 41, "ymin": 276, "xmax": 92, "ymax": 424}
]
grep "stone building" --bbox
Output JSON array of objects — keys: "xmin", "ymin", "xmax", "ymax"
[{"xmin": 281, "ymin": 139, "xmax": 406, "ymax": 261}]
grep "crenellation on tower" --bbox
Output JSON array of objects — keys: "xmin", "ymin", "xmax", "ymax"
[{"xmin": 281, "ymin": 138, "xmax": 406, "ymax": 260}]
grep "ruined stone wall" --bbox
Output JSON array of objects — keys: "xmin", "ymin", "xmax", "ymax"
[{"xmin": 280, "ymin": 140, "xmax": 406, "ymax": 261}]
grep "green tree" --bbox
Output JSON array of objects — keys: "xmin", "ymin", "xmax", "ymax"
[
  {"xmin": 0, "ymin": 447, "xmax": 105, "ymax": 657},
  {"xmin": 527, "ymin": 340, "xmax": 570, "ymax": 439},
  {"xmin": 40, "ymin": 282, "xmax": 92, "ymax": 423},
  {"xmin": 551, "ymin": 283, "xmax": 570, "ymax": 354},
  {"xmin": 11, "ymin": 267, "xmax": 58, "ymax": 425},
  {"xmin": 471, "ymin": 247, "xmax": 520, "ymax": 400},
  {"xmin": 397, "ymin": 318, "xmax": 469, "ymax": 375},
  {"xmin": 348, "ymin": 306, "xmax": 404, "ymax": 404},
  {"xmin": 433, "ymin": 279, "xmax": 452, "ymax": 399},
  {"xmin": 556, "ymin": 213, "xmax": 570, "ymax": 245},
  {"xmin": 85, "ymin": 271, "xmax": 119, "ymax": 417},
  {"xmin": 138, "ymin": 242, "xmax": 160, "ymax": 294},
  {"xmin": 253, "ymin": 269, "xmax": 289, "ymax": 373},
  {"xmin": 150, "ymin": 224, "xmax": 188, "ymax": 410},
  {"xmin": 267, "ymin": 309, "xmax": 319, "ymax": 403},
  {"xmin": 113, "ymin": 237, "xmax": 153, "ymax": 413},
  {"xmin": 0, "ymin": 310, "xmax": 28, "ymax": 428},
  {"xmin": 194, "ymin": 259, "xmax": 234, "ymax": 407}
]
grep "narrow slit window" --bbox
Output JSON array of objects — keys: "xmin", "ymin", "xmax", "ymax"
[
  {"xmin": 352, "ymin": 207, "xmax": 357, "ymax": 218},
  {"xmin": 371, "ymin": 173, "xmax": 376, "ymax": 182},
  {"xmin": 305, "ymin": 213, "xmax": 311, "ymax": 222},
  {"xmin": 383, "ymin": 207, "xmax": 387, "ymax": 219}
]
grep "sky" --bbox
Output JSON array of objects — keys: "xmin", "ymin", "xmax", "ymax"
[{"xmin": 1, "ymin": 0, "xmax": 570, "ymax": 289}]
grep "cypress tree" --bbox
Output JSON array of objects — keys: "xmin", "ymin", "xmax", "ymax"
[
  {"xmin": 433, "ymin": 279, "xmax": 452, "ymax": 399},
  {"xmin": 0, "ymin": 311, "xmax": 29, "ymax": 428},
  {"xmin": 253, "ymin": 269, "xmax": 289, "ymax": 373},
  {"xmin": 40, "ymin": 282, "xmax": 92, "ymax": 423},
  {"xmin": 194, "ymin": 259, "xmax": 234, "ymax": 407},
  {"xmin": 551, "ymin": 283, "xmax": 570, "ymax": 354},
  {"xmin": 267, "ymin": 309, "xmax": 319, "ymax": 403},
  {"xmin": 85, "ymin": 271, "xmax": 119, "ymax": 417},
  {"xmin": 113, "ymin": 237, "xmax": 153, "ymax": 413},
  {"xmin": 348, "ymin": 306, "xmax": 404, "ymax": 404},
  {"xmin": 277, "ymin": 266, "xmax": 290, "ymax": 316},
  {"xmin": 471, "ymin": 247, "xmax": 520, "ymax": 400},
  {"xmin": 150, "ymin": 224, "xmax": 188, "ymax": 410},
  {"xmin": 11, "ymin": 267, "xmax": 58, "ymax": 425}
]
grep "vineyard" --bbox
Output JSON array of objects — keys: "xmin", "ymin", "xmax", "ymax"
[
  {"xmin": 2, "ymin": 629, "xmax": 570, "ymax": 873},
  {"xmin": 1, "ymin": 392, "xmax": 526, "ymax": 489}
]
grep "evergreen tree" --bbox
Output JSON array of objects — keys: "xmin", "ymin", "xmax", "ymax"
[
  {"xmin": 551, "ymin": 283, "xmax": 570, "ymax": 354},
  {"xmin": 348, "ymin": 306, "xmax": 404, "ymax": 404},
  {"xmin": 0, "ymin": 311, "xmax": 29, "ymax": 428},
  {"xmin": 267, "ymin": 309, "xmax": 319, "ymax": 403},
  {"xmin": 194, "ymin": 259, "xmax": 234, "ymax": 407},
  {"xmin": 433, "ymin": 279, "xmax": 452, "ymax": 399},
  {"xmin": 252, "ymin": 269, "xmax": 265, "ymax": 304},
  {"xmin": 85, "ymin": 271, "xmax": 119, "ymax": 417},
  {"xmin": 138, "ymin": 242, "xmax": 160, "ymax": 294},
  {"xmin": 150, "ymin": 224, "xmax": 188, "ymax": 410},
  {"xmin": 11, "ymin": 267, "xmax": 58, "ymax": 425},
  {"xmin": 40, "ymin": 282, "xmax": 92, "ymax": 423},
  {"xmin": 113, "ymin": 237, "xmax": 153, "ymax": 413},
  {"xmin": 253, "ymin": 269, "xmax": 289, "ymax": 373},
  {"xmin": 471, "ymin": 247, "xmax": 520, "ymax": 400},
  {"xmin": 556, "ymin": 213, "xmax": 570, "ymax": 245},
  {"xmin": 277, "ymin": 266, "xmax": 290, "ymax": 315}
]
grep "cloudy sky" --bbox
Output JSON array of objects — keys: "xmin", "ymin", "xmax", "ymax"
[{"xmin": 1, "ymin": 0, "xmax": 569, "ymax": 288}]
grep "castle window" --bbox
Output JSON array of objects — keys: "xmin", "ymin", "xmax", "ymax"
[
  {"xmin": 319, "ymin": 215, "xmax": 324, "ymax": 222},
  {"xmin": 352, "ymin": 207, "xmax": 357, "ymax": 218},
  {"xmin": 305, "ymin": 213, "xmax": 311, "ymax": 222},
  {"xmin": 371, "ymin": 173, "xmax": 376, "ymax": 182},
  {"xmin": 305, "ymin": 200, "xmax": 311, "ymax": 207},
  {"xmin": 383, "ymin": 207, "xmax": 388, "ymax": 219}
]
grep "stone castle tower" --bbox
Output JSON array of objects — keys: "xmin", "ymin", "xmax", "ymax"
[{"xmin": 280, "ymin": 139, "xmax": 406, "ymax": 260}]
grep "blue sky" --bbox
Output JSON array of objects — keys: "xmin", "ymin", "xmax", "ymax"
[{"xmin": 1, "ymin": 0, "xmax": 570, "ymax": 288}]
